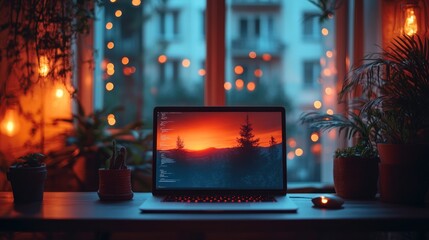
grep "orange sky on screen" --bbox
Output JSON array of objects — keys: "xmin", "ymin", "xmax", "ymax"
[{"xmin": 157, "ymin": 112, "xmax": 283, "ymax": 151}]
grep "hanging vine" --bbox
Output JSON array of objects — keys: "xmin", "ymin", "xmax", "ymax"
[{"xmin": 0, "ymin": 0, "xmax": 102, "ymax": 105}]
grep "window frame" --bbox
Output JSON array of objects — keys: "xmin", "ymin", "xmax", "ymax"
[{"xmin": 83, "ymin": 0, "xmax": 381, "ymax": 185}]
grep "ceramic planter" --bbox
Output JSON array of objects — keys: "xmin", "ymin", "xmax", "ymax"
[
  {"xmin": 378, "ymin": 143, "xmax": 429, "ymax": 205},
  {"xmin": 333, "ymin": 157, "xmax": 379, "ymax": 199},
  {"xmin": 7, "ymin": 164, "xmax": 47, "ymax": 203},
  {"xmin": 97, "ymin": 168, "xmax": 133, "ymax": 201}
]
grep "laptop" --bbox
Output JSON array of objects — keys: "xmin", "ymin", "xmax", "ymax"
[{"xmin": 139, "ymin": 106, "xmax": 297, "ymax": 213}]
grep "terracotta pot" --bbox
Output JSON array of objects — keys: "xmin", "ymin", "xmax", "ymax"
[
  {"xmin": 98, "ymin": 168, "xmax": 133, "ymax": 201},
  {"xmin": 333, "ymin": 157, "xmax": 379, "ymax": 199},
  {"xmin": 7, "ymin": 165, "xmax": 47, "ymax": 203},
  {"xmin": 377, "ymin": 144, "xmax": 429, "ymax": 205}
]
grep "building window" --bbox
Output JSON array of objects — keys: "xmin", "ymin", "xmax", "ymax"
[
  {"xmin": 303, "ymin": 60, "xmax": 321, "ymax": 88},
  {"xmin": 303, "ymin": 12, "xmax": 320, "ymax": 41},
  {"xmin": 160, "ymin": 10, "xmax": 180, "ymax": 41}
]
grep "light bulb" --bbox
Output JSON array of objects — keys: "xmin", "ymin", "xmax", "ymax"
[
  {"xmin": 404, "ymin": 7, "xmax": 418, "ymax": 36},
  {"xmin": 39, "ymin": 55, "xmax": 50, "ymax": 77},
  {"xmin": 1, "ymin": 109, "xmax": 20, "ymax": 137}
]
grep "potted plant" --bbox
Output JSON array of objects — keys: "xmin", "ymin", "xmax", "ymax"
[
  {"xmin": 340, "ymin": 35, "xmax": 429, "ymax": 205},
  {"xmin": 6, "ymin": 153, "xmax": 47, "ymax": 203},
  {"xmin": 300, "ymin": 110, "xmax": 379, "ymax": 199},
  {"xmin": 50, "ymin": 93, "xmax": 149, "ymax": 191},
  {"xmin": 98, "ymin": 140, "xmax": 134, "ymax": 201}
]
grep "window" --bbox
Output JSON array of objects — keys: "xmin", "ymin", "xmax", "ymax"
[
  {"xmin": 160, "ymin": 10, "xmax": 180, "ymax": 41},
  {"xmin": 97, "ymin": 0, "xmax": 336, "ymax": 183},
  {"xmin": 303, "ymin": 60, "xmax": 321, "ymax": 88},
  {"xmin": 303, "ymin": 12, "xmax": 320, "ymax": 41}
]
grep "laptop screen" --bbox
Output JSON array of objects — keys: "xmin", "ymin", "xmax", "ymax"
[{"xmin": 153, "ymin": 106, "xmax": 286, "ymax": 193}]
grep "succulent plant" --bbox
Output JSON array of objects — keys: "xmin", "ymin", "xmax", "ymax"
[{"xmin": 13, "ymin": 153, "xmax": 46, "ymax": 168}]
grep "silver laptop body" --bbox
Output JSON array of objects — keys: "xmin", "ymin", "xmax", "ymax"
[{"xmin": 139, "ymin": 106, "xmax": 297, "ymax": 213}]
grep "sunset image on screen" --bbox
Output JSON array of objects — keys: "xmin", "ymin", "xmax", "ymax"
[
  {"xmin": 156, "ymin": 111, "xmax": 284, "ymax": 189},
  {"xmin": 157, "ymin": 112, "xmax": 282, "ymax": 151}
]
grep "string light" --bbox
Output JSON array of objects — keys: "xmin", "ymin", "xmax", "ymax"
[
  {"xmin": 234, "ymin": 65, "xmax": 244, "ymax": 75},
  {"xmin": 247, "ymin": 82, "xmax": 256, "ymax": 91},
  {"xmin": 106, "ymin": 82, "xmax": 114, "ymax": 91},
  {"xmin": 182, "ymin": 59, "xmax": 191, "ymax": 68},
  {"xmin": 248, "ymin": 51, "xmax": 257, "ymax": 59},
  {"xmin": 106, "ymin": 22, "xmax": 113, "ymax": 30},
  {"xmin": 235, "ymin": 79, "xmax": 244, "ymax": 90},
  {"xmin": 158, "ymin": 55, "xmax": 167, "ymax": 64},
  {"xmin": 313, "ymin": 100, "xmax": 322, "ymax": 109},
  {"xmin": 107, "ymin": 42, "xmax": 115, "ymax": 49},
  {"xmin": 198, "ymin": 69, "xmax": 206, "ymax": 76},
  {"xmin": 121, "ymin": 57, "xmax": 129, "ymax": 65},
  {"xmin": 254, "ymin": 69, "xmax": 263, "ymax": 78},
  {"xmin": 295, "ymin": 148, "xmax": 304, "ymax": 157},
  {"xmin": 224, "ymin": 82, "xmax": 232, "ymax": 90},
  {"xmin": 321, "ymin": 28, "xmax": 329, "ymax": 36}
]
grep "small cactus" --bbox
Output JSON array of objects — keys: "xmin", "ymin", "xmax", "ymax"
[{"xmin": 108, "ymin": 140, "xmax": 127, "ymax": 170}]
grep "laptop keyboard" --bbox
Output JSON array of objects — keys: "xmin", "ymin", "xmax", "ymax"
[{"xmin": 163, "ymin": 195, "xmax": 277, "ymax": 203}]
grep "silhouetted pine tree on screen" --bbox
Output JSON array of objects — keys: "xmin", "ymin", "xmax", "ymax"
[
  {"xmin": 236, "ymin": 115, "xmax": 260, "ymax": 158},
  {"xmin": 176, "ymin": 136, "xmax": 185, "ymax": 150}
]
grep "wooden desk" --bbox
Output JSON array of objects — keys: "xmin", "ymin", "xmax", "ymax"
[{"xmin": 0, "ymin": 192, "xmax": 428, "ymax": 234}]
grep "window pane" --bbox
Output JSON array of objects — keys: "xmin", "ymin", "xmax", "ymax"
[
  {"xmin": 99, "ymin": 0, "xmax": 336, "ymax": 183},
  {"xmin": 101, "ymin": 1, "xmax": 205, "ymax": 127},
  {"xmin": 226, "ymin": 0, "xmax": 336, "ymax": 182}
]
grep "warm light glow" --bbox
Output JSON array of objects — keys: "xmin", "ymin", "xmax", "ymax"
[
  {"xmin": 248, "ymin": 51, "xmax": 257, "ymax": 59},
  {"xmin": 115, "ymin": 10, "xmax": 122, "ymax": 17},
  {"xmin": 107, "ymin": 63, "xmax": 114, "ymax": 69},
  {"xmin": 182, "ymin": 59, "xmax": 191, "ymax": 68},
  {"xmin": 326, "ymin": 109, "xmax": 334, "ymax": 115},
  {"xmin": 106, "ymin": 82, "xmax": 114, "ymax": 91},
  {"xmin": 123, "ymin": 66, "xmax": 135, "ymax": 76},
  {"xmin": 313, "ymin": 100, "xmax": 322, "ymax": 109},
  {"xmin": 158, "ymin": 55, "xmax": 167, "ymax": 64},
  {"xmin": 234, "ymin": 65, "xmax": 244, "ymax": 75},
  {"xmin": 157, "ymin": 112, "xmax": 283, "ymax": 151},
  {"xmin": 39, "ymin": 55, "xmax": 50, "ymax": 77},
  {"xmin": 323, "ymin": 68, "xmax": 332, "ymax": 76},
  {"xmin": 107, "ymin": 42, "xmax": 114, "ymax": 49},
  {"xmin": 295, "ymin": 148, "xmax": 304, "ymax": 157},
  {"xmin": 108, "ymin": 117, "xmax": 116, "ymax": 126},
  {"xmin": 325, "ymin": 87, "xmax": 333, "ymax": 95},
  {"xmin": 121, "ymin": 57, "xmax": 129, "ymax": 65},
  {"xmin": 1, "ymin": 109, "xmax": 20, "ymax": 137},
  {"xmin": 235, "ymin": 79, "xmax": 244, "ymax": 89},
  {"xmin": 321, "ymin": 196, "xmax": 328, "ymax": 204},
  {"xmin": 224, "ymin": 82, "xmax": 232, "ymax": 90},
  {"xmin": 254, "ymin": 69, "xmax": 263, "ymax": 78},
  {"xmin": 403, "ymin": 7, "xmax": 418, "ymax": 36},
  {"xmin": 247, "ymin": 82, "xmax": 256, "ymax": 91},
  {"xmin": 131, "ymin": 0, "xmax": 141, "ymax": 6},
  {"xmin": 55, "ymin": 88, "xmax": 64, "ymax": 98},
  {"xmin": 106, "ymin": 22, "xmax": 113, "ymax": 30},
  {"xmin": 311, "ymin": 133, "xmax": 319, "ymax": 142},
  {"xmin": 288, "ymin": 138, "xmax": 297, "ymax": 148},
  {"xmin": 287, "ymin": 151, "xmax": 295, "ymax": 160},
  {"xmin": 198, "ymin": 69, "xmax": 206, "ymax": 76},
  {"xmin": 110, "ymin": 0, "xmax": 116, "ymax": 2},
  {"xmin": 326, "ymin": 50, "xmax": 333, "ymax": 58},
  {"xmin": 321, "ymin": 28, "xmax": 329, "ymax": 36},
  {"xmin": 262, "ymin": 53, "xmax": 272, "ymax": 61},
  {"xmin": 107, "ymin": 114, "xmax": 115, "ymax": 120},
  {"xmin": 107, "ymin": 68, "xmax": 115, "ymax": 76}
]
